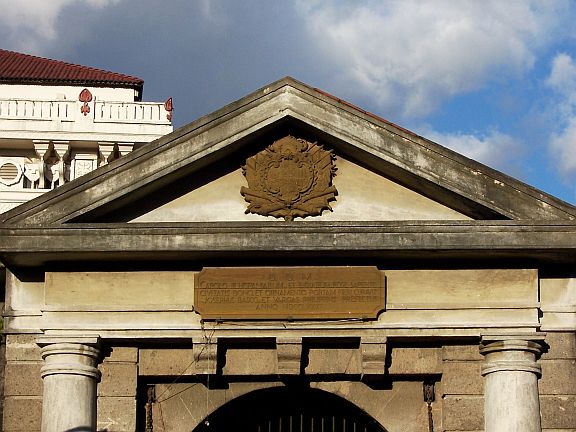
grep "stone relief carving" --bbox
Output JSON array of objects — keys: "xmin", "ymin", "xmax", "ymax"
[
  {"xmin": 241, "ymin": 136, "xmax": 338, "ymax": 221},
  {"xmin": 74, "ymin": 159, "xmax": 95, "ymax": 178},
  {"xmin": 79, "ymin": 88, "xmax": 93, "ymax": 116},
  {"xmin": 0, "ymin": 157, "xmax": 41, "ymax": 187},
  {"xmin": 1, "ymin": 142, "xmax": 113, "ymax": 193},
  {"xmin": 23, "ymin": 162, "xmax": 40, "ymax": 184}
]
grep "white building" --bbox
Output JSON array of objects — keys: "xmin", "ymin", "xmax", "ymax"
[{"xmin": 0, "ymin": 49, "xmax": 173, "ymax": 213}]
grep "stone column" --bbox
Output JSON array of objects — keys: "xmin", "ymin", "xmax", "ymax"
[
  {"xmin": 480, "ymin": 334, "xmax": 547, "ymax": 432},
  {"xmin": 37, "ymin": 336, "xmax": 101, "ymax": 432}
]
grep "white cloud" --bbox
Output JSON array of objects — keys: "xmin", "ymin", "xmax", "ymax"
[
  {"xmin": 546, "ymin": 53, "xmax": 576, "ymax": 179},
  {"xmin": 550, "ymin": 118, "xmax": 576, "ymax": 177},
  {"xmin": 0, "ymin": 0, "xmax": 120, "ymax": 53},
  {"xmin": 425, "ymin": 129, "xmax": 520, "ymax": 172},
  {"xmin": 297, "ymin": 0, "xmax": 572, "ymax": 118},
  {"xmin": 546, "ymin": 53, "xmax": 576, "ymax": 119},
  {"xmin": 547, "ymin": 53, "xmax": 576, "ymax": 91}
]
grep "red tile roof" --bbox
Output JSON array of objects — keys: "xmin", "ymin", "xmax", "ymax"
[{"xmin": 0, "ymin": 49, "xmax": 143, "ymax": 90}]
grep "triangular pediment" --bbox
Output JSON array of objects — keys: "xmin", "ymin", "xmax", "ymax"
[
  {"xmin": 129, "ymin": 155, "xmax": 471, "ymax": 223},
  {"xmin": 2, "ymin": 77, "xmax": 576, "ymax": 227}
]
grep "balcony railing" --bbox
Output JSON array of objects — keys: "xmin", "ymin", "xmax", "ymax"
[
  {"xmin": 0, "ymin": 99, "xmax": 75, "ymax": 121},
  {"xmin": 0, "ymin": 98, "xmax": 172, "ymax": 125},
  {"xmin": 95, "ymin": 101, "xmax": 170, "ymax": 124}
]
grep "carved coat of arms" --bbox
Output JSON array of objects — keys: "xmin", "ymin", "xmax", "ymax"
[{"xmin": 241, "ymin": 136, "xmax": 338, "ymax": 221}]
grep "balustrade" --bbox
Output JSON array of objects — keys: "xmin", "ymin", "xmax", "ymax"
[
  {"xmin": 95, "ymin": 100, "xmax": 168, "ymax": 123},
  {"xmin": 0, "ymin": 99, "xmax": 74, "ymax": 120},
  {"xmin": 0, "ymin": 98, "xmax": 170, "ymax": 125}
]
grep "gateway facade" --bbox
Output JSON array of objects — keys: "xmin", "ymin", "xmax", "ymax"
[{"xmin": 1, "ymin": 78, "xmax": 575, "ymax": 431}]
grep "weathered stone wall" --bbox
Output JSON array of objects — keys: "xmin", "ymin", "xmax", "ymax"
[
  {"xmin": 2, "ymin": 336, "xmax": 574, "ymax": 431},
  {"xmin": 140, "ymin": 343, "xmax": 443, "ymax": 432},
  {"xmin": 438, "ymin": 334, "xmax": 576, "ymax": 432},
  {"xmin": 539, "ymin": 331, "xmax": 576, "ymax": 430},
  {"xmin": 151, "ymin": 380, "xmax": 435, "ymax": 432},
  {"xmin": 441, "ymin": 344, "xmax": 484, "ymax": 432},
  {"xmin": 3, "ymin": 334, "xmax": 43, "ymax": 432},
  {"xmin": 97, "ymin": 347, "xmax": 139, "ymax": 432},
  {"xmin": 0, "ymin": 323, "xmax": 5, "ymax": 431}
]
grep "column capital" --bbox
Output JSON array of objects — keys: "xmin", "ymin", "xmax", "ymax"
[
  {"xmin": 37, "ymin": 335, "xmax": 102, "ymax": 381},
  {"xmin": 480, "ymin": 332, "xmax": 547, "ymax": 343},
  {"xmin": 32, "ymin": 140, "xmax": 51, "ymax": 159},
  {"xmin": 480, "ymin": 333, "xmax": 547, "ymax": 377},
  {"xmin": 480, "ymin": 333, "xmax": 547, "ymax": 354}
]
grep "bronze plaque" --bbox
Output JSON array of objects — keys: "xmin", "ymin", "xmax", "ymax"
[{"xmin": 194, "ymin": 267, "xmax": 385, "ymax": 320}]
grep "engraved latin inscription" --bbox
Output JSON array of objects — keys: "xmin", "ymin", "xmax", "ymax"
[{"xmin": 194, "ymin": 267, "xmax": 385, "ymax": 320}]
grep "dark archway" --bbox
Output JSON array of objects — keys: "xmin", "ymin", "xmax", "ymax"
[{"xmin": 192, "ymin": 386, "xmax": 387, "ymax": 432}]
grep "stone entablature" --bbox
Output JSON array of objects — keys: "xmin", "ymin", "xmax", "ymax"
[{"xmin": 3, "ymin": 268, "xmax": 534, "ymax": 337}]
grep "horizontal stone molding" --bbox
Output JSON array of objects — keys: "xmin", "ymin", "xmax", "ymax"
[
  {"xmin": 481, "ymin": 360, "xmax": 541, "ymax": 376},
  {"xmin": 3, "ymin": 222, "xmax": 576, "ymax": 267},
  {"xmin": 40, "ymin": 362, "xmax": 101, "ymax": 380},
  {"xmin": 480, "ymin": 338, "xmax": 546, "ymax": 356}
]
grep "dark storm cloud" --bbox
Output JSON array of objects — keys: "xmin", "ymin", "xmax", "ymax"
[
  {"xmin": 2, "ymin": 0, "xmax": 576, "ymax": 202},
  {"xmin": 45, "ymin": 0, "xmax": 335, "ymax": 127}
]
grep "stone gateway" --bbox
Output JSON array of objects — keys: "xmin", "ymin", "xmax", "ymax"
[{"xmin": 1, "ymin": 78, "xmax": 576, "ymax": 432}]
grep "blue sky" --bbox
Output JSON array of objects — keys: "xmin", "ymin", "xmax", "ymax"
[{"xmin": 2, "ymin": 0, "xmax": 576, "ymax": 204}]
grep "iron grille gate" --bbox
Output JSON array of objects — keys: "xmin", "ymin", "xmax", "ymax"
[
  {"xmin": 252, "ymin": 413, "xmax": 379, "ymax": 432},
  {"xmin": 192, "ymin": 387, "xmax": 387, "ymax": 432}
]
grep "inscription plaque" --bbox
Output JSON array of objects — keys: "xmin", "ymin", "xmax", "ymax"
[{"xmin": 194, "ymin": 267, "xmax": 385, "ymax": 320}]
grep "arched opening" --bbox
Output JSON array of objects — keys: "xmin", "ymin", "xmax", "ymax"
[{"xmin": 192, "ymin": 386, "xmax": 388, "ymax": 432}]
